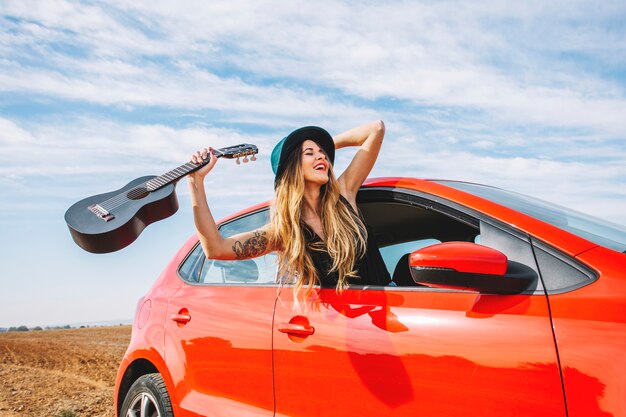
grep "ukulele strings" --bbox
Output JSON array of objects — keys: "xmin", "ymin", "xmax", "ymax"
[
  {"xmin": 97, "ymin": 180, "xmax": 150, "ymax": 211},
  {"xmin": 94, "ymin": 147, "xmax": 252, "ymax": 212},
  {"xmin": 97, "ymin": 165, "xmax": 186, "ymax": 211},
  {"xmin": 98, "ymin": 166, "xmax": 183, "ymax": 211},
  {"xmin": 96, "ymin": 158, "xmax": 220, "ymax": 212}
]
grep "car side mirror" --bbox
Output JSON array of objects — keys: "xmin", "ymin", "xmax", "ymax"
[{"xmin": 409, "ymin": 242, "xmax": 536, "ymax": 294}]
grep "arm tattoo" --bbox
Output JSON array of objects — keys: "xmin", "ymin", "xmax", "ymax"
[{"xmin": 232, "ymin": 230, "xmax": 269, "ymax": 259}]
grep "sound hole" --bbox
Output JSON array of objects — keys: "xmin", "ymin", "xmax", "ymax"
[{"xmin": 128, "ymin": 187, "xmax": 149, "ymax": 200}]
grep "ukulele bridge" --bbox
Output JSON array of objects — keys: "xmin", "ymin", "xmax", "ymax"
[{"xmin": 89, "ymin": 204, "xmax": 115, "ymax": 222}]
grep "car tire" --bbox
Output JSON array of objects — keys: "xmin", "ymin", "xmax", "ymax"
[{"xmin": 120, "ymin": 373, "xmax": 173, "ymax": 417}]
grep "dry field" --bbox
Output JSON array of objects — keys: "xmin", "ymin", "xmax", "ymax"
[{"xmin": 0, "ymin": 326, "xmax": 131, "ymax": 417}]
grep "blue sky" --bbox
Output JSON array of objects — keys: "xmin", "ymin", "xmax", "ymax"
[{"xmin": 1, "ymin": 1, "xmax": 625, "ymax": 327}]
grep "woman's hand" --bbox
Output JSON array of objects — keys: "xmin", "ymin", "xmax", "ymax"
[{"xmin": 188, "ymin": 147, "xmax": 218, "ymax": 184}]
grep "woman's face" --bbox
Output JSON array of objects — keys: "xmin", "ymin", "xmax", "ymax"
[{"xmin": 300, "ymin": 139, "xmax": 330, "ymax": 186}]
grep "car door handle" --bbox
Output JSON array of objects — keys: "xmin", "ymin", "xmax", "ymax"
[
  {"xmin": 171, "ymin": 309, "xmax": 191, "ymax": 324},
  {"xmin": 277, "ymin": 323, "xmax": 315, "ymax": 336}
]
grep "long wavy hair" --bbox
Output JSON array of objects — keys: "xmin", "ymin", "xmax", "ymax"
[{"xmin": 268, "ymin": 145, "xmax": 368, "ymax": 297}]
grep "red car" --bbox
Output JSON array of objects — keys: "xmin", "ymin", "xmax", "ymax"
[{"xmin": 114, "ymin": 178, "xmax": 626, "ymax": 417}]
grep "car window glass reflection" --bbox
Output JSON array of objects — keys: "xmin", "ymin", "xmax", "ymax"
[
  {"xmin": 199, "ymin": 253, "xmax": 278, "ymax": 284},
  {"xmin": 198, "ymin": 209, "xmax": 278, "ymax": 285},
  {"xmin": 379, "ymin": 239, "xmax": 440, "ymax": 273}
]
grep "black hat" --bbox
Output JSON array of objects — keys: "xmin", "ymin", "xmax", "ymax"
[{"xmin": 271, "ymin": 126, "xmax": 335, "ymax": 186}]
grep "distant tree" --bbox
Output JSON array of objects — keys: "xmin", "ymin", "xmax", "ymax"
[
  {"xmin": 32, "ymin": 326, "xmax": 43, "ymax": 331},
  {"xmin": 7, "ymin": 326, "xmax": 29, "ymax": 332}
]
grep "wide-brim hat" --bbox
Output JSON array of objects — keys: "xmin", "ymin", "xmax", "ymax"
[{"xmin": 271, "ymin": 126, "xmax": 335, "ymax": 186}]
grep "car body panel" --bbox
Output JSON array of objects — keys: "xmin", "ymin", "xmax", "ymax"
[
  {"xmin": 114, "ymin": 237, "xmax": 191, "ymax": 416},
  {"xmin": 164, "ymin": 284, "xmax": 276, "ymax": 416},
  {"xmin": 114, "ymin": 282, "xmax": 182, "ymax": 416},
  {"xmin": 548, "ymin": 246, "xmax": 626, "ymax": 417},
  {"xmin": 273, "ymin": 287, "xmax": 565, "ymax": 417}
]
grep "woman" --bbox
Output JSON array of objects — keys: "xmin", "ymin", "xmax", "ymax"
[{"xmin": 188, "ymin": 120, "xmax": 391, "ymax": 296}]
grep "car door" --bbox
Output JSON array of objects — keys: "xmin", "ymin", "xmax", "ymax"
[
  {"xmin": 272, "ymin": 189, "xmax": 566, "ymax": 417},
  {"xmin": 165, "ymin": 208, "xmax": 278, "ymax": 417}
]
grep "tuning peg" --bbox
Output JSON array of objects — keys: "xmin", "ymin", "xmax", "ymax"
[
  {"xmin": 250, "ymin": 154, "xmax": 257, "ymax": 161},
  {"xmin": 236, "ymin": 157, "xmax": 240, "ymax": 165},
  {"xmin": 242, "ymin": 155, "xmax": 249, "ymax": 163}
]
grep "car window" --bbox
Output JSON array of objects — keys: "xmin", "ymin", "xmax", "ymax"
[
  {"xmin": 358, "ymin": 199, "xmax": 479, "ymax": 287},
  {"xmin": 199, "ymin": 253, "xmax": 278, "ymax": 284},
  {"xmin": 531, "ymin": 238, "xmax": 597, "ymax": 293},
  {"xmin": 359, "ymin": 188, "xmax": 585, "ymax": 294},
  {"xmin": 178, "ymin": 243, "xmax": 205, "ymax": 283},
  {"xmin": 478, "ymin": 220, "xmax": 543, "ymax": 293},
  {"xmin": 199, "ymin": 209, "xmax": 278, "ymax": 285},
  {"xmin": 379, "ymin": 239, "xmax": 440, "ymax": 276}
]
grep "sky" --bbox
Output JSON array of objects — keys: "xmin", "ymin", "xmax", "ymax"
[{"xmin": 1, "ymin": 1, "xmax": 625, "ymax": 328}]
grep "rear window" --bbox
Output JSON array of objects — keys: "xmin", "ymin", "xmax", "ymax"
[{"xmin": 435, "ymin": 180, "xmax": 626, "ymax": 253}]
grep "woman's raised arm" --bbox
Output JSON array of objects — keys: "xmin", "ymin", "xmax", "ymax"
[
  {"xmin": 188, "ymin": 147, "xmax": 274, "ymax": 260},
  {"xmin": 335, "ymin": 120, "xmax": 386, "ymax": 204}
]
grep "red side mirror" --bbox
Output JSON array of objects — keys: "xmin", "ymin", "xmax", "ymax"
[
  {"xmin": 409, "ymin": 242, "xmax": 536, "ymax": 294},
  {"xmin": 410, "ymin": 242, "xmax": 508, "ymax": 276}
]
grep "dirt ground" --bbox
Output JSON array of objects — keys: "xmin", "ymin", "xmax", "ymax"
[{"xmin": 0, "ymin": 326, "xmax": 131, "ymax": 417}]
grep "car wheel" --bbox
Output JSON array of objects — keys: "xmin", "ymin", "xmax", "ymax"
[{"xmin": 120, "ymin": 373, "xmax": 173, "ymax": 417}]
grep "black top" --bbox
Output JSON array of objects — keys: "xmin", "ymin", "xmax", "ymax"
[{"xmin": 303, "ymin": 197, "xmax": 391, "ymax": 287}]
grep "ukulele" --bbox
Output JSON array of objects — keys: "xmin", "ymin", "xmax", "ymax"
[{"xmin": 65, "ymin": 144, "xmax": 258, "ymax": 254}]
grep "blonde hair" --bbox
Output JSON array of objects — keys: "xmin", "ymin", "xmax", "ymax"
[{"xmin": 268, "ymin": 146, "xmax": 367, "ymax": 297}]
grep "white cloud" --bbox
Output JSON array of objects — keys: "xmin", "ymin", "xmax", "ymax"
[
  {"xmin": 3, "ymin": 0, "xmax": 626, "ymax": 137},
  {"xmin": 0, "ymin": 117, "xmax": 35, "ymax": 143},
  {"xmin": 1, "ymin": 2, "xmax": 626, "ymax": 220},
  {"xmin": 376, "ymin": 136, "xmax": 626, "ymax": 224},
  {"xmin": 0, "ymin": 116, "xmax": 270, "ymax": 177}
]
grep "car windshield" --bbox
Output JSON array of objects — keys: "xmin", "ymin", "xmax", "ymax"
[{"xmin": 434, "ymin": 180, "xmax": 626, "ymax": 253}]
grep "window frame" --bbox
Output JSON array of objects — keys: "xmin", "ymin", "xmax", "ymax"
[{"xmin": 358, "ymin": 186, "xmax": 598, "ymax": 294}]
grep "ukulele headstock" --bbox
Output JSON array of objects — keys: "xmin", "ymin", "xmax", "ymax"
[{"xmin": 216, "ymin": 143, "xmax": 258, "ymax": 165}]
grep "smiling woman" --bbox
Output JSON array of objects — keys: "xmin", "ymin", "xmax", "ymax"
[{"xmin": 187, "ymin": 120, "xmax": 391, "ymax": 297}]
